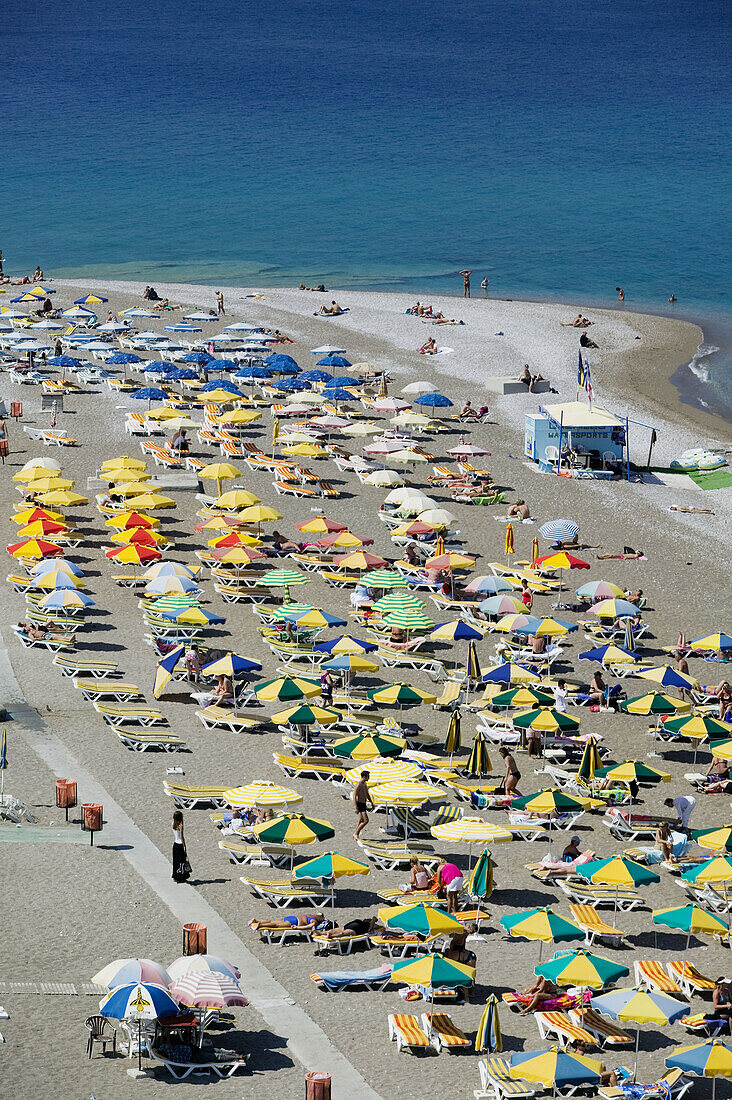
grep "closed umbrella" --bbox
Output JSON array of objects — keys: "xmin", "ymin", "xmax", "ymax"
[
  {"xmin": 475, "ymin": 993, "xmax": 502, "ymax": 1053},
  {"xmin": 444, "ymin": 710, "xmax": 461, "ymax": 760}
]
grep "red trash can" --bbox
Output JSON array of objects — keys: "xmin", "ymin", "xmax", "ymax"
[
  {"xmin": 305, "ymin": 1072, "xmax": 332, "ymax": 1100},
  {"xmin": 81, "ymin": 802, "xmax": 103, "ymax": 844},
  {"xmin": 10, "ymin": 401, "xmax": 22, "ymax": 420},
  {"xmin": 55, "ymin": 778, "xmax": 77, "ymax": 821},
  {"xmin": 183, "ymin": 923, "xmax": 207, "ymax": 956}
]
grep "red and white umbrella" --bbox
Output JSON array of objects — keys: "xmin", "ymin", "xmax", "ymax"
[
  {"xmin": 167, "ymin": 954, "xmax": 241, "ymax": 983},
  {"xmin": 169, "ymin": 971, "xmax": 249, "ymax": 1009}
]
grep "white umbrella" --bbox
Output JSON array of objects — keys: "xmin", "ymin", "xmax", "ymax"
[
  {"xmin": 364, "ymin": 439, "xmax": 405, "ymax": 455},
  {"xmin": 310, "ymin": 345, "xmax": 346, "ymax": 355},
  {"xmin": 384, "ymin": 487, "xmax": 430, "ymax": 506},
  {"xmin": 419, "ymin": 508, "xmax": 457, "ymax": 527},
  {"xmin": 365, "ymin": 469, "xmax": 405, "ymax": 486},
  {"xmin": 224, "ymin": 321, "xmax": 260, "ymax": 331},
  {"xmin": 401, "ymin": 381, "xmax": 434, "ymax": 395},
  {"xmin": 29, "ymin": 320, "xmax": 64, "ymax": 331}
]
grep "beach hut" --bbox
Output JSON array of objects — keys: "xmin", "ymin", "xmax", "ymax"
[{"xmin": 524, "ymin": 401, "xmax": 627, "ymax": 476}]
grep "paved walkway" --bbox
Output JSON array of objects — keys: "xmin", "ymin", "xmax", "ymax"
[{"xmin": 0, "ymin": 642, "xmax": 382, "ymax": 1097}]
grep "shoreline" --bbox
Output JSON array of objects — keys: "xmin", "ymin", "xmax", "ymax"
[{"xmin": 52, "ymin": 277, "xmax": 726, "ymax": 443}]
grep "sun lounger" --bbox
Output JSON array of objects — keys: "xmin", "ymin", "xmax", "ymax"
[
  {"xmin": 273, "ymin": 752, "xmax": 347, "ymax": 782},
  {"xmin": 218, "ymin": 836, "xmax": 290, "ymax": 868},
  {"xmin": 116, "ymin": 729, "xmax": 185, "ymax": 752},
  {"xmin": 604, "ymin": 808, "xmax": 674, "ymax": 841},
  {"xmin": 54, "ymin": 654, "xmax": 121, "ymax": 677},
  {"xmin": 195, "ymin": 706, "xmax": 264, "ymax": 733},
  {"xmin": 357, "ymin": 839, "xmax": 437, "ymax": 870},
  {"xmin": 634, "ymin": 959, "xmax": 683, "ymax": 996},
  {"xmin": 421, "ymin": 1013, "xmax": 470, "ymax": 1052},
  {"xmin": 476, "ymin": 1055, "xmax": 538, "ymax": 1099},
  {"xmin": 73, "ymin": 679, "xmax": 143, "ymax": 701},
  {"xmin": 310, "ymin": 964, "xmax": 392, "ymax": 992},
  {"xmin": 13, "ymin": 626, "xmax": 75, "ymax": 652},
  {"xmin": 431, "ymin": 680, "xmax": 464, "ymax": 709},
  {"xmin": 559, "ymin": 880, "xmax": 644, "ymax": 911},
  {"xmin": 148, "ymin": 1044, "xmax": 248, "ymax": 1079},
  {"xmin": 94, "ymin": 702, "xmax": 167, "ymax": 727},
  {"xmin": 680, "ymin": 1012, "xmax": 729, "ymax": 1037},
  {"xmin": 312, "ymin": 931, "xmax": 374, "ymax": 955},
  {"xmin": 370, "ymin": 934, "xmax": 439, "ymax": 959},
  {"xmin": 536, "ymin": 1010, "xmax": 597, "ymax": 1048},
  {"xmin": 239, "ymin": 874, "xmax": 330, "ymax": 908},
  {"xmin": 503, "ymin": 990, "xmax": 591, "ymax": 1014},
  {"xmin": 666, "ymin": 961, "xmax": 716, "ymax": 998},
  {"xmin": 163, "ymin": 782, "xmax": 230, "ymax": 808},
  {"xmin": 568, "ymin": 904, "xmax": 626, "ymax": 946},
  {"xmin": 568, "ymin": 1007, "xmax": 633, "ymax": 1047},
  {"xmin": 598, "ymin": 1069, "xmax": 691, "ymax": 1100},
  {"xmin": 249, "ymin": 916, "xmax": 318, "ymax": 946},
  {"xmin": 388, "ymin": 1013, "xmax": 439, "ymax": 1054}
]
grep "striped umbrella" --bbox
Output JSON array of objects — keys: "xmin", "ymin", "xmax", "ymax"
[
  {"xmin": 475, "ymin": 993, "xmax": 502, "ymax": 1054},
  {"xmin": 535, "ymin": 949, "xmax": 629, "ymax": 990},
  {"xmin": 317, "ymin": 530, "xmax": 372, "ymax": 549},
  {"xmin": 492, "ymin": 687, "xmax": 554, "ymax": 708},
  {"xmin": 254, "ymin": 675, "xmax": 321, "ymax": 702},
  {"xmin": 358, "ymin": 568, "xmax": 407, "ymax": 588},
  {"xmin": 577, "ymin": 736, "xmax": 602, "ymax": 783},
  {"xmin": 201, "ymin": 652, "xmax": 262, "ymax": 677},
  {"xmin": 513, "ymin": 707, "xmax": 580, "ymax": 733},
  {"xmin": 444, "ymin": 710, "xmax": 461, "ymax": 758},
  {"xmin": 153, "ymin": 644, "xmax": 186, "ymax": 699},
  {"xmin": 693, "ymin": 824, "xmax": 732, "ymax": 853},
  {"xmin": 378, "ymin": 902, "xmax": 463, "ymax": 936},
  {"xmin": 665, "ymin": 1040, "xmax": 732, "ymax": 1100},
  {"xmin": 320, "ymin": 654, "xmax": 379, "ymax": 674},
  {"xmin": 466, "ymin": 639, "xmax": 482, "ymax": 686},
  {"xmin": 38, "ymin": 589, "xmax": 94, "ymax": 610},
  {"xmin": 223, "ymin": 781, "xmax": 302, "ymax": 808},
  {"xmin": 579, "ymin": 643, "xmax": 642, "ymax": 666},
  {"xmin": 652, "ymin": 904, "xmax": 729, "ymax": 950},
  {"xmin": 622, "ymin": 693, "xmax": 689, "ymax": 715},
  {"xmin": 478, "ymin": 594, "xmax": 526, "ymax": 615},
  {"xmin": 169, "ymin": 972, "xmax": 249, "ymax": 1010},
  {"xmin": 534, "ymin": 551, "xmax": 590, "ymax": 570},
  {"xmin": 591, "ymin": 987, "xmax": 689, "ymax": 1079},
  {"xmin": 637, "ymin": 665, "xmax": 699, "ymax": 691},
  {"xmin": 105, "ymin": 543, "xmax": 161, "ymax": 564},
  {"xmin": 295, "ymin": 516, "xmax": 348, "ymax": 534},
  {"xmin": 345, "ymin": 758, "xmax": 422, "ymax": 784},
  {"xmin": 578, "ymin": 856, "xmax": 660, "ymax": 923},
  {"xmin": 576, "ymin": 580, "xmax": 625, "ymax": 600},
  {"xmin": 8, "ymin": 538, "xmax": 64, "ymax": 560},
  {"xmin": 369, "ymin": 780, "xmax": 432, "ymax": 807},
  {"xmin": 145, "ymin": 574, "xmax": 200, "ymax": 596},
  {"xmin": 432, "ymin": 816, "xmax": 510, "ymax": 843},
  {"xmin": 292, "ymin": 851, "xmax": 369, "ymax": 912},
  {"xmin": 594, "ymin": 761, "xmax": 670, "ymax": 785},
  {"xmin": 465, "ymin": 576, "xmax": 514, "ymax": 595},
  {"xmin": 92, "ymin": 958, "xmax": 172, "ymax": 991},
  {"xmin": 466, "ymin": 730, "xmax": 492, "ymax": 784},
  {"xmin": 279, "ymin": 607, "xmax": 347, "ymax": 628},
  {"xmin": 467, "ymin": 847, "xmax": 495, "ymax": 914},
  {"xmin": 270, "ymin": 703, "xmax": 340, "ymax": 727},
  {"xmin": 167, "ymin": 955, "xmax": 241, "ymax": 983},
  {"xmin": 430, "ymin": 620, "xmax": 483, "ymax": 642},
  {"xmin": 501, "ymin": 907, "xmax": 583, "ymax": 960},
  {"xmin": 372, "ymin": 591, "xmax": 426, "ymax": 614},
  {"xmin": 368, "ymin": 683, "xmax": 436, "ymax": 707},
  {"xmin": 99, "ymin": 982, "xmax": 179, "ymax": 1071},
  {"xmin": 538, "ymin": 519, "xmax": 580, "ymax": 542},
  {"xmin": 251, "ymin": 813, "xmax": 334, "ymax": 847},
  {"xmin": 392, "ymin": 954, "xmax": 474, "ymax": 1009},
  {"xmin": 258, "ymin": 568, "xmax": 309, "ymax": 600},
  {"xmin": 508, "ymin": 1048, "xmax": 602, "ymax": 1091},
  {"xmin": 589, "ymin": 598, "xmax": 642, "ymax": 619},
  {"xmin": 332, "ymin": 732, "xmax": 405, "ymax": 759},
  {"xmin": 691, "ymin": 633, "xmax": 732, "ymax": 653},
  {"xmin": 481, "ymin": 662, "xmax": 541, "ymax": 685}
]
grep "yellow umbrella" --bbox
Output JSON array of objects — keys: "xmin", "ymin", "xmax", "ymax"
[
  {"xmin": 199, "ymin": 388, "xmax": 243, "ymax": 404},
  {"xmin": 120, "ymin": 492, "xmax": 175, "ymax": 510},
  {"xmin": 199, "ymin": 462, "xmax": 241, "ymax": 497},
  {"xmin": 432, "ymin": 817, "xmax": 512, "ymax": 844},
  {"xmin": 282, "ymin": 443, "xmax": 328, "ymax": 458},
  {"xmin": 218, "ymin": 408, "xmax": 261, "ymax": 425},
  {"xmin": 100, "ymin": 470, "xmax": 152, "ymax": 484},
  {"xmin": 238, "ymin": 504, "xmax": 283, "ymax": 527},
  {"xmin": 223, "ymin": 781, "xmax": 302, "ymax": 808},
  {"xmin": 215, "ymin": 489, "xmax": 261, "ymax": 509},
  {"xmin": 100, "ymin": 456, "xmax": 148, "ymax": 472},
  {"xmin": 25, "ymin": 476, "xmax": 74, "ymax": 492}
]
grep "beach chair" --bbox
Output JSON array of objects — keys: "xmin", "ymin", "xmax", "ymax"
[
  {"xmin": 218, "ymin": 836, "xmax": 291, "ymax": 868},
  {"xmin": 116, "ymin": 730, "xmax": 185, "ymax": 752},
  {"xmin": 598, "ymin": 1068, "xmax": 691, "ymax": 1100},
  {"xmin": 568, "ymin": 1007, "xmax": 632, "ymax": 1047},
  {"xmin": 476, "ymin": 1055, "xmax": 538, "ymax": 1099},
  {"xmin": 249, "ymin": 917, "xmax": 318, "ymax": 946},
  {"xmin": 147, "ymin": 1045, "xmax": 248, "ymax": 1080},
  {"xmin": 388, "ymin": 1013, "xmax": 439, "ymax": 1054},
  {"xmin": 272, "ymin": 752, "xmax": 347, "ymax": 782},
  {"xmin": 73, "ymin": 679, "xmax": 143, "ymax": 702},
  {"xmin": 12, "ymin": 626, "xmax": 75, "ymax": 653},
  {"xmin": 568, "ymin": 904, "xmax": 627, "ymax": 947},
  {"xmin": 431, "ymin": 680, "xmax": 464, "ymax": 710},
  {"xmin": 536, "ymin": 1010, "xmax": 597, "ymax": 1048},
  {"xmin": 357, "ymin": 839, "xmax": 437, "ymax": 870},
  {"xmin": 195, "ymin": 706, "xmax": 264, "ymax": 733},
  {"xmin": 94, "ymin": 702, "xmax": 167, "ymax": 727},
  {"xmin": 54, "ymin": 654, "xmax": 121, "ymax": 678},
  {"xmin": 421, "ymin": 1013, "xmax": 470, "ymax": 1052},
  {"xmin": 680, "ymin": 1011, "xmax": 729, "ymax": 1037},
  {"xmin": 163, "ymin": 782, "xmax": 230, "ymax": 808},
  {"xmin": 634, "ymin": 960, "xmax": 683, "ymax": 996},
  {"xmin": 310, "ymin": 965, "xmax": 392, "ymax": 992},
  {"xmin": 604, "ymin": 808, "xmax": 673, "ymax": 842},
  {"xmin": 312, "ymin": 930, "xmax": 374, "ymax": 955},
  {"xmin": 666, "ymin": 961, "xmax": 716, "ymax": 998},
  {"xmin": 239, "ymin": 874, "xmax": 330, "ymax": 908},
  {"xmin": 559, "ymin": 880, "xmax": 644, "ymax": 911}
]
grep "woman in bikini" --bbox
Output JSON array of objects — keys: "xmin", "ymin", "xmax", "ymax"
[{"xmin": 499, "ymin": 746, "xmax": 521, "ymax": 795}]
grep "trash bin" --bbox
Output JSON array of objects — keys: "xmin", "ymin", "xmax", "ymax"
[
  {"xmin": 305, "ymin": 1071, "xmax": 332, "ymax": 1100},
  {"xmin": 183, "ymin": 923, "xmax": 207, "ymax": 956},
  {"xmin": 55, "ymin": 778, "xmax": 77, "ymax": 821},
  {"xmin": 81, "ymin": 802, "xmax": 103, "ymax": 844},
  {"xmin": 10, "ymin": 401, "xmax": 22, "ymax": 420}
]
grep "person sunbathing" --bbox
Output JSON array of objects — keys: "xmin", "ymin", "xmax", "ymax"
[
  {"xmin": 518, "ymin": 975, "xmax": 560, "ymax": 1014},
  {"xmin": 316, "ymin": 916, "xmax": 379, "ymax": 939},
  {"xmin": 506, "ymin": 499, "xmax": 531, "ymax": 520},
  {"xmin": 518, "ymin": 365, "xmax": 547, "ymax": 392},
  {"xmin": 249, "ymin": 912, "xmax": 327, "ymax": 931},
  {"xmin": 319, "ymin": 301, "xmax": 343, "ymax": 316},
  {"xmin": 459, "ymin": 400, "xmax": 479, "ymax": 420},
  {"xmin": 560, "ymin": 314, "xmax": 592, "ymax": 328},
  {"xmin": 191, "ymin": 674, "xmax": 232, "ymax": 708},
  {"xmin": 452, "ymin": 479, "xmax": 492, "ymax": 499},
  {"xmin": 18, "ymin": 621, "xmax": 46, "ymax": 641},
  {"xmin": 419, "ymin": 336, "xmax": 437, "ymax": 354}
]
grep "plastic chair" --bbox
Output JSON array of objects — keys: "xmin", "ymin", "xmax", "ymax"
[{"xmin": 85, "ymin": 1014, "xmax": 116, "ymax": 1058}]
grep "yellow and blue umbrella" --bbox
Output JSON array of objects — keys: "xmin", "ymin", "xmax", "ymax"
[
  {"xmin": 508, "ymin": 1047, "xmax": 602, "ymax": 1089},
  {"xmin": 591, "ymin": 986, "xmax": 689, "ymax": 1078},
  {"xmin": 665, "ymin": 1039, "xmax": 732, "ymax": 1100},
  {"xmin": 466, "ymin": 729, "xmax": 492, "ymax": 783},
  {"xmin": 153, "ymin": 645, "xmax": 186, "ymax": 699},
  {"xmin": 475, "ymin": 993, "xmax": 502, "ymax": 1053}
]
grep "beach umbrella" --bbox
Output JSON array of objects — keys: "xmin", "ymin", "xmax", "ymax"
[
  {"xmin": 475, "ymin": 994, "xmax": 502, "ymax": 1054},
  {"xmin": 24, "ymin": 475, "xmax": 74, "ymax": 492},
  {"xmin": 292, "ymin": 851, "xmax": 369, "ymax": 912},
  {"xmin": 251, "ymin": 812, "xmax": 335, "ymax": 850},
  {"xmin": 280, "ymin": 607, "xmax": 347, "ymax": 629},
  {"xmin": 14, "ymin": 460, "xmax": 63, "ymax": 481},
  {"xmin": 467, "ymin": 847, "xmax": 495, "ymax": 913},
  {"xmin": 578, "ymin": 855, "xmax": 660, "ymax": 922},
  {"xmin": 12, "ymin": 506, "xmax": 65, "ymax": 526},
  {"xmin": 432, "ymin": 815, "xmax": 511, "ymax": 845},
  {"xmin": 508, "ymin": 1048, "xmax": 603, "ymax": 1092},
  {"xmin": 7, "ymin": 538, "xmax": 64, "ymax": 560},
  {"xmin": 492, "ymin": 686, "xmax": 554, "ymax": 708},
  {"xmin": 17, "ymin": 518, "xmax": 69, "ymax": 539},
  {"xmin": 152, "ymin": 644, "xmax": 186, "ymax": 699},
  {"xmin": 169, "ymin": 971, "xmax": 248, "ymax": 1010},
  {"xmin": 254, "ymin": 675, "xmax": 321, "ymax": 703},
  {"xmin": 418, "ymin": 508, "xmax": 457, "ymax": 528},
  {"xmin": 29, "ymin": 568, "xmax": 84, "ymax": 591},
  {"xmin": 364, "ymin": 469, "xmax": 405, "ymax": 487},
  {"xmin": 665, "ymin": 1040, "xmax": 732, "ymax": 1100},
  {"xmin": 131, "ymin": 386, "xmax": 167, "ymax": 405},
  {"xmin": 224, "ymin": 781, "xmax": 302, "ymax": 808},
  {"xmin": 481, "ymin": 662, "xmax": 541, "ymax": 685},
  {"xmin": 579, "ymin": 643, "xmax": 641, "ymax": 666},
  {"xmin": 270, "ymin": 703, "xmax": 340, "ymax": 727},
  {"xmin": 217, "ymin": 408, "xmax": 261, "ymax": 426},
  {"xmin": 321, "ymin": 653, "xmax": 378, "ymax": 675},
  {"xmin": 501, "ymin": 907, "xmax": 583, "ymax": 960},
  {"xmin": 690, "ymin": 633, "xmax": 732, "ymax": 652},
  {"xmin": 536, "ymin": 949, "xmax": 629, "ymax": 991},
  {"xmin": 101, "ymin": 456, "xmax": 148, "ymax": 473},
  {"xmin": 637, "ymin": 665, "xmax": 699, "ymax": 691},
  {"xmin": 92, "ymin": 959, "xmax": 171, "ymax": 991},
  {"xmin": 31, "ymin": 558, "xmax": 83, "ymax": 577},
  {"xmin": 465, "ymin": 730, "xmax": 492, "ymax": 785},
  {"xmin": 106, "ymin": 543, "xmax": 161, "ymax": 564},
  {"xmin": 368, "ymin": 683, "xmax": 436, "ymax": 707},
  {"xmin": 534, "ymin": 551, "xmax": 590, "ymax": 571},
  {"xmin": 167, "ymin": 955, "xmax": 240, "ymax": 983},
  {"xmin": 106, "ymin": 511, "xmax": 158, "ymax": 530},
  {"xmin": 145, "ymin": 574, "xmax": 200, "ymax": 596},
  {"xmin": 367, "ymin": 780, "xmax": 434, "ymax": 830},
  {"xmin": 514, "ymin": 707, "xmax": 580, "ymax": 733},
  {"xmin": 444, "ymin": 710, "xmax": 461, "ymax": 758},
  {"xmin": 159, "ymin": 605, "xmax": 225, "ymax": 626},
  {"xmin": 110, "ymin": 527, "xmax": 169, "ymax": 547},
  {"xmin": 332, "ymin": 732, "xmax": 405, "ymax": 760},
  {"xmin": 202, "ymin": 652, "xmax": 261, "ymax": 678},
  {"xmin": 466, "ymin": 576, "xmax": 514, "ymax": 596},
  {"xmin": 237, "ymin": 505, "xmax": 283, "ymax": 531},
  {"xmin": 413, "ymin": 392, "xmax": 453, "ymax": 408},
  {"xmin": 372, "ymin": 591, "xmax": 424, "ymax": 613},
  {"xmin": 345, "ymin": 759, "xmax": 422, "ymax": 784},
  {"xmin": 511, "ymin": 788, "xmax": 594, "ymax": 855},
  {"xmin": 681, "ymin": 856, "xmax": 732, "ymax": 885},
  {"xmin": 652, "ymin": 904, "xmax": 729, "ymax": 950},
  {"xmin": 359, "ymin": 569, "xmax": 407, "ymax": 589},
  {"xmin": 430, "ymin": 620, "xmax": 483, "ymax": 644},
  {"xmin": 199, "ymin": 461, "xmax": 241, "ymax": 497},
  {"xmin": 38, "ymin": 589, "xmax": 94, "ymax": 610},
  {"xmin": 576, "ymin": 580, "xmax": 625, "ymax": 600},
  {"xmin": 335, "ymin": 551, "xmax": 389, "ymax": 572},
  {"xmin": 313, "ymin": 634, "xmax": 377, "ymax": 656},
  {"xmin": 378, "ymin": 902, "xmax": 463, "ymax": 937},
  {"xmin": 383, "ymin": 607, "xmax": 434, "ymax": 633},
  {"xmin": 538, "ymin": 519, "xmax": 580, "ymax": 542},
  {"xmin": 663, "ymin": 714, "xmax": 732, "ymax": 739},
  {"xmin": 208, "ymin": 530, "xmax": 259, "ymax": 549},
  {"xmin": 693, "ymin": 824, "xmax": 732, "ymax": 853},
  {"xmin": 258, "ymin": 569, "xmax": 308, "ymax": 602},
  {"xmin": 591, "ymin": 986, "xmax": 689, "ymax": 1078},
  {"xmin": 590, "ymin": 598, "xmax": 643, "ymax": 619},
  {"xmin": 143, "ymin": 561, "xmax": 196, "ymax": 580},
  {"xmin": 479, "ymin": 594, "xmax": 526, "ymax": 616},
  {"xmin": 118, "ymin": 491, "xmax": 174, "ymax": 510},
  {"xmin": 594, "ymin": 760, "xmax": 670, "ymax": 785},
  {"xmin": 99, "ymin": 982, "xmax": 179, "ymax": 1072},
  {"xmin": 392, "ymin": 954, "xmax": 474, "ymax": 1009}
]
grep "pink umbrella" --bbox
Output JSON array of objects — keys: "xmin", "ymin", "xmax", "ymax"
[
  {"xmin": 169, "ymin": 972, "xmax": 249, "ymax": 1010},
  {"xmin": 309, "ymin": 415, "xmax": 351, "ymax": 430},
  {"xmin": 371, "ymin": 398, "xmax": 410, "ymax": 412},
  {"xmin": 167, "ymin": 954, "xmax": 241, "ymax": 983}
]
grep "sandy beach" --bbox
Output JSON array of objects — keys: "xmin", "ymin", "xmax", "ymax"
[{"xmin": 1, "ymin": 279, "xmax": 730, "ymax": 1100}]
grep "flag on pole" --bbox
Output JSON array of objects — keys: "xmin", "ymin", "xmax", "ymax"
[{"xmin": 0, "ymin": 729, "xmax": 7, "ymax": 770}]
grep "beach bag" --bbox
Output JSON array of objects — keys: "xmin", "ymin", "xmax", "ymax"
[{"xmin": 179, "ymin": 858, "xmax": 192, "ymax": 879}]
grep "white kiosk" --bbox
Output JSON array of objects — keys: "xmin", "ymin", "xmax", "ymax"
[{"xmin": 525, "ymin": 401, "xmax": 627, "ymax": 476}]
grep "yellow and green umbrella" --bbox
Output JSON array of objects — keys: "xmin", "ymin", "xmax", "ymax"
[
  {"xmin": 593, "ymin": 761, "xmax": 670, "ymax": 785},
  {"xmin": 392, "ymin": 953, "xmax": 474, "ymax": 1005},
  {"xmin": 508, "ymin": 1048, "xmax": 603, "ymax": 1090},
  {"xmin": 652, "ymin": 904, "xmax": 729, "ymax": 950},
  {"xmin": 513, "ymin": 707, "xmax": 580, "ymax": 733},
  {"xmin": 501, "ymin": 906, "xmax": 583, "ymax": 959},
  {"xmin": 578, "ymin": 855, "xmax": 660, "ymax": 888},
  {"xmin": 383, "ymin": 607, "xmax": 434, "ymax": 633},
  {"xmin": 368, "ymin": 683, "xmax": 436, "ymax": 707},
  {"xmin": 332, "ymin": 732, "xmax": 405, "ymax": 759},
  {"xmin": 270, "ymin": 703, "xmax": 340, "ymax": 726},
  {"xmin": 475, "ymin": 993, "xmax": 502, "ymax": 1054},
  {"xmin": 491, "ymin": 686, "xmax": 554, "ymax": 708},
  {"xmin": 465, "ymin": 730, "xmax": 492, "ymax": 784},
  {"xmin": 681, "ymin": 855, "xmax": 732, "ymax": 885},
  {"xmin": 693, "ymin": 824, "xmax": 732, "ymax": 853},
  {"xmin": 251, "ymin": 812, "xmax": 334, "ymax": 850},
  {"xmin": 254, "ymin": 675, "xmax": 321, "ymax": 703},
  {"xmin": 378, "ymin": 902, "xmax": 463, "ymax": 937},
  {"xmin": 224, "ymin": 781, "xmax": 302, "ymax": 808},
  {"xmin": 577, "ymin": 736, "xmax": 602, "ymax": 782},
  {"xmin": 444, "ymin": 710, "xmax": 461, "ymax": 757},
  {"xmin": 535, "ymin": 948, "xmax": 629, "ymax": 990},
  {"xmin": 622, "ymin": 692, "xmax": 690, "ymax": 715},
  {"xmin": 467, "ymin": 847, "xmax": 494, "ymax": 911},
  {"xmin": 663, "ymin": 714, "xmax": 732, "ymax": 740}
]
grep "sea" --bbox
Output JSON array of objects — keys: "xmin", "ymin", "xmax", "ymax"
[{"xmin": 2, "ymin": 0, "xmax": 730, "ymax": 422}]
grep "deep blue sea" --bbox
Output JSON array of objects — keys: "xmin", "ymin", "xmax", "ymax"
[{"xmin": 2, "ymin": 0, "xmax": 730, "ymax": 419}]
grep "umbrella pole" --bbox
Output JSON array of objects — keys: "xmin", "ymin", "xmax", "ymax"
[
  {"xmin": 138, "ymin": 1019, "xmax": 142, "ymax": 1073},
  {"xmin": 633, "ymin": 1027, "xmax": 639, "ymax": 1082}
]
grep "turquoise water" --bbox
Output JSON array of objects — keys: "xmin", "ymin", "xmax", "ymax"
[{"xmin": 1, "ymin": 0, "xmax": 730, "ymax": 416}]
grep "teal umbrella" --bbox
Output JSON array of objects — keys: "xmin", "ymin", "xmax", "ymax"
[{"xmin": 475, "ymin": 993, "xmax": 502, "ymax": 1053}]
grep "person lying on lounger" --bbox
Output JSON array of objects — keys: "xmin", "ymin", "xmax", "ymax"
[
  {"xmin": 518, "ymin": 975, "xmax": 561, "ymax": 1014},
  {"xmin": 249, "ymin": 912, "xmax": 328, "ymax": 931},
  {"xmin": 316, "ymin": 916, "xmax": 380, "ymax": 939}
]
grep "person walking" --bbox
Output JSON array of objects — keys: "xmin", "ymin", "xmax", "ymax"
[
  {"xmin": 216, "ymin": 290, "xmax": 225, "ymax": 315},
  {"xmin": 460, "ymin": 269, "xmax": 472, "ymax": 298},
  {"xmin": 172, "ymin": 810, "xmax": 191, "ymax": 882},
  {"xmin": 353, "ymin": 770, "xmax": 373, "ymax": 839}
]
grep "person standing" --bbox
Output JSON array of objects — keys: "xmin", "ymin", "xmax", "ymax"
[
  {"xmin": 554, "ymin": 679, "xmax": 568, "ymax": 714},
  {"xmin": 172, "ymin": 810, "xmax": 191, "ymax": 882},
  {"xmin": 460, "ymin": 269, "xmax": 472, "ymax": 298},
  {"xmin": 617, "ymin": 287, "xmax": 625, "ymax": 302},
  {"xmin": 481, "ymin": 277, "xmax": 488, "ymax": 295},
  {"xmin": 353, "ymin": 770, "xmax": 373, "ymax": 839},
  {"xmin": 0, "ymin": 249, "xmax": 4, "ymax": 277},
  {"xmin": 216, "ymin": 291, "xmax": 225, "ymax": 315}
]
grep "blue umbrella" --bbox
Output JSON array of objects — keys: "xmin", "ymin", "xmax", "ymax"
[
  {"xmin": 171, "ymin": 367, "xmax": 198, "ymax": 380},
  {"xmin": 201, "ymin": 653, "xmax": 262, "ymax": 677},
  {"xmin": 46, "ymin": 355, "xmax": 81, "ymax": 368},
  {"xmin": 158, "ymin": 607, "xmax": 226, "ymax": 624},
  {"xmin": 414, "ymin": 392, "xmax": 454, "ymax": 407},
  {"xmin": 481, "ymin": 662, "xmax": 534, "ymax": 684},
  {"xmin": 513, "ymin": 617, "xmax": 577, "ymax": 636},
  {"xmin": 200, "ymin": 380, "xmax": 241, "ymax": 395},
  {"xmin": 235, "ymin": 365, "xmax": 272, "ymax": 380},
  {"xmin": 317, "ymin": 355, "xmax": 352, "ymax": 368},
  {"xmin": 107, "ymin": 352, "xmax": 142, "ymax": 365},
  {"xmin": 299, "ymin": 370, "xmax": 333, "ymax": 383},
  {"xmin": 100, "ymin": 982, "xmax": 180, "ymax": 1071},
  {"xmin": 272, "ymin": 377, "xmax": 310, "ymax": 391},
  {"xmin": 131, "ymin": 387, "xmax": 167, "ymax": 401},
  {"xmin": 280, "ymin": 608, "xmax": 348, "ymax": 627},
  {"xmin": 143, "ymin": 362, "xmax": 168, "ymax": 374},
  {"xmin": 182, "ymin": 351, "xmax": 213, "ymax": 364},
  {"xmin": 329, "ymin": 375, "xmax": 360, "ymax": 386},
  {"xmin": 579, "ymin": 644, "xmax": 639, "ymax": 663},
  {"xmin": 164, "ymin": 322, "xmax": 201, "ymax": 332},
  {"xmin": 205, "ymin": 358, "xmax": 239, "ymax": 372},
  {"xmin": 323, "ymin": 387, "xmax": 359, "ymax": 401},
  {"xmin": 271, "ymin": 361, "xmax": 301, "ymax": 375},
  {"xmin": 265, "ymin": 353, "xmax": 300, "ymax": 371},
  {"xmin": 312, "ymin": 635, "xmax": 378, "ymax": 654},
  {"xmin": 431, "ymin": 620, "xmax": 483, "ymax": 641},
  {"xmin": 32, "ymin": 558, "xmax": 84, "ymax": 577},
  {"xmin": 538, "ymin": 519, "xmax": 580, "ymax": 542}
]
